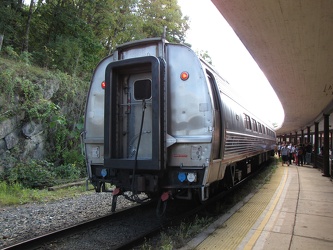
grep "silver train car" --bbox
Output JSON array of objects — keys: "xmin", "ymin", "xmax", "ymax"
[{"xmin": 83, "ymin": 38, "xmax": 276, "ymax": 212}]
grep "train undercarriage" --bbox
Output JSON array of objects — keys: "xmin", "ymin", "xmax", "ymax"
[{"xmin": 90, "ymin": 151, "xmax": 273, "ymax": 216}]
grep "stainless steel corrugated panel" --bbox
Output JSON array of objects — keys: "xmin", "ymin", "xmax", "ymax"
[{"xmin": 224, "ymin": 132, "xmax": 272, "ymax": 161}]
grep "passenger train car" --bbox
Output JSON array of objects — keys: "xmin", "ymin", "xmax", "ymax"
[{"xmin": 83, "ymin": 38, "xmax": 276, "ymax": 212}]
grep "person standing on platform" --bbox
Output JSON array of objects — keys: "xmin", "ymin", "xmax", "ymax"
[
  {"xmin": 281, "ymin": 144, "xmax": 290, "ymax": 166},
  {"xmin": 297, "ymin": 144, "xmax": 304, "ymax": 166},
  {"xmin": 287, "ymin": 143, "xmax": 293, "ymax": 165},
  {"xmin": 305, "ymin": 143, "xmax": 312, "ymax": 164},
  {"xmin": 294, "ymin": 145, "xmax": 298, "ymax": 165}
]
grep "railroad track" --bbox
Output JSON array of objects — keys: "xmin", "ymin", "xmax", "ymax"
[
  {"xmin": 2, "ymin": 200, "xmax": 198, "ymax": 250},
  {"xmin": 2, "ymin": 201, "xmax": 154, "ymax": 250},
  {"xmin": 3, "ymin": 159, "xmax": 276, "ymax": 250}
]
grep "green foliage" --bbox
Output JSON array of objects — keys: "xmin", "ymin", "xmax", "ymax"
[
  {"xmin": 0, "ymin": 2, "xmax": 26, "ymax": 50},
  {"xmin": 197, "ymin": 50, "xmax": 213, "ymax": 65},
  {"xmin": 62, "ymin": 150, "xmax": 85, "ymax": 167},
  {"xmin": 0, "ymin": 181, "xmax": 29, "ymax": 205},
  {"xmin": 176, "ymin": 215, "xmax": 212, "ymax": 242},
  {"xmin": 2, "ymin": 46, "xmax": 20, "ymax": 60},
  {"xmin": 137, "ymin": 0, "xmax": 189, "ymax": 43},
  {"xmin": 0, "ymin": 58, "xmax": 87, "ymax": 169},
  {"xmin": 1, "ymin": 159, "xmax": 86, "ymax": 189},
  {"xmin": 0, "ymin": 68, "xmax": 16, "ymax": 108},
  {"xmin": 2, "ymin": 160, "xmax": 57, "ymax": 188},
  {"xmin": 19, "ymin": 51, "xmax": 32, "ymax": 65},
  {"xmin": 0, "ymin": 58, "xmax": 87, "ymax": 187},
  {"xmin": 0, "ymin": 60, "xmax": 58, "ymax": 120},
  {"xmin": 0, "ymin": 0, "xmax": 189, "ymax": 76},
  {"xmin": 0, "ymin": 180, "xmax": 93, "ymax": 206},
  {"xmin": 53, "ymin": 163, "xmax": 82, "ymax": 181}
]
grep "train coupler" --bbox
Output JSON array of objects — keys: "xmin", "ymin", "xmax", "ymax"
[
  {"xmin": 112, "ymin": 187, "xmax": 121, "ymax": 196},
  {"xmin": 156, "ymin": 191, "xmax": 171, "ymax": 217},
  {"xmin": 160, "ymin": 191, "xmax": 171, "ymax": 202}
]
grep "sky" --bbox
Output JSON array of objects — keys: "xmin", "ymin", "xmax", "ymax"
[{"xmin": 178, "ymin": 0, "xmax": 284, "ymax": 129}]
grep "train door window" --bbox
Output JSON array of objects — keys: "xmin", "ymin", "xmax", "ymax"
[
  {"xmin": 244, "ymin": 114, "xmax": 251, "ymax": 130},
  {"xmin": 134, "ymin": 79, "xmax": 151, "ymax": 100},
  {"xmin": 252, "ymin": 118, "xmax": 258, "ymax": 132},
  {"xmin": 207, "ymin": 75, "xmax": 219, "ymax": 111},
  {"xmin": 206, "ymin": 71, "xmax": 221, "ymax": 159}
]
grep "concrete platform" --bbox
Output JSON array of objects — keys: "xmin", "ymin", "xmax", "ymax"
[{"xmin": 180, "ymin": 163, "xmax": 333, "ymax": 250}]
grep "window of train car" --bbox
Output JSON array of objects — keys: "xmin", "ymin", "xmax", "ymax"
[
  {"xmin": 252, "ymin": 118, "xmax": 258, "ymax": 132},
  {"xmin": 258, "ymin": 122, "xmax": 262, "ymax": 133},
  {"xmin": 134, "ymin": 79, "xmax": 151, "ymax": 100},
  {"xmin": 267, "ymin": 129, "xmax": 273, "ymax": 137},
  {"xmin": 244, "ymin": 114, "xmax": 252, "ymax": 130}
]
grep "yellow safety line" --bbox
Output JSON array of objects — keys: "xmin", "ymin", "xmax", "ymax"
[{"xmin": 243, "ymin": 166, "xmax": 288, "ymax": 249}]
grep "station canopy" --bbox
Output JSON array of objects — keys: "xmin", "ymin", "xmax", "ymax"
[{"xmin": 212, "ymin": 0, "xmax": 333, "ymax": 136}]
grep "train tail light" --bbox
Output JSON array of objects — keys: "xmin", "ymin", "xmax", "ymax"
[
  {"xmin": 178, "ymin": 172, "xmax": 197, "ymax": 183},
  {"xmin": 180, "ymin": 71, "xmax": 189, "ymax": 81},
  {"xmin": 187, "ymin": 172, "xmax": 197, "ymax": 182}
]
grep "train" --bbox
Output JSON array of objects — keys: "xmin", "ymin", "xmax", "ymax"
[{"xmin": 83, "ymin": 37, "xmax": 276, "ymax": 213}]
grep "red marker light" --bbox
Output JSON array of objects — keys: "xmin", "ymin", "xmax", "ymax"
[
  {"xmin": 101, "ymin": 81, "xmax": 106, "ymax": 89},
  {"xmin": 180, "ymin": 71, "xmax": 189, "ymax": 81}
]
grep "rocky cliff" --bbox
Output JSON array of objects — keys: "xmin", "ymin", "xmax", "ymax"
[{"xmin": 0, "ymin": 58, "xmax": 88, "ymax": 172}]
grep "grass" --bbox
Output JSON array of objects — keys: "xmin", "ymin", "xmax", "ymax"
[
  {"xmin": 140, "ymin": 215, "xmax": 213, "ymax": 250},
  {"xmin": 0, "ymin": 181, "xmax": 94, "ymax": 207}
]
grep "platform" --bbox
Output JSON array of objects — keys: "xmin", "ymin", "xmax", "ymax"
[{"xmin": 180, "ymin": 163, "xmax": 333, "ymax": 250}]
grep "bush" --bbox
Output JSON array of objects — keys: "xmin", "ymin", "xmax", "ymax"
[
  {"xmin": 0, "ymin": 158, "xmax": 86, "ymax": 189},
  {"xmin": 2, "ymin": 160, "xmax": 57, "ymax": 189},
  {"xmin": 19, "ymin": 51, "xmax": 32, "ymax": 65},
  {"xmin": 54, "ymin": 163, "xmax": 82, "ymax": 181},
  {"xmin": 2, "ymin": 46, "xmax": 19, "ymax": 60}
]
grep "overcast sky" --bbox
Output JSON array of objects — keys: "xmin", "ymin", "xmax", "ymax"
[{"xmin": 178, "ymin": 0, "xmax": 284, "ymax": 128}]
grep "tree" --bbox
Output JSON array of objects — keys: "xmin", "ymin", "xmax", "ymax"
[
  {"xmin": 27, "ymin": 0, "xmax": 104, "ymax": 76},
  {"xmin": 0, "ymin": 0, "xmax": 26, "ymax": 50},
  {"xmin": 198, "ymin": 50, "xmax": 213, "ymax": 65},
  {"xmin": 22, "ymin": 0, "xmax": 35, "ymax": 52},
  {"xmin": 137, "ymin": 0, "xmax": 189, "ymax": 43},
  {"xmin": 0, "ymin": 34, "xmax": 3, "ymax": 51},
  {"xmin": 85, "ymin": 0, "xmax": 141, "ymax": 54},
  {"xmin": 1, "ymin": 0, "xmax": 189, "ymax": 76}
]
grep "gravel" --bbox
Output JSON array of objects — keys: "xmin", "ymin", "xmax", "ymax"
[{"xmin": 0, "ymin": 191, "xmax": 137, "ymax": 249}]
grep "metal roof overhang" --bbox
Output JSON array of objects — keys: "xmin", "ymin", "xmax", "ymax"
[{"xmin": 211, "ymin": 0, "xmax": 333, "ymax": 136}]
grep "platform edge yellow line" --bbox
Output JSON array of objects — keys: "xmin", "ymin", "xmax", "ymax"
[{"xmin": 243, "ymin": 166, "xmax": 288, "ymax": 249}]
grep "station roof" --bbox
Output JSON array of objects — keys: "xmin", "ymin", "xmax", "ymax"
[{"xmin": 211, "ymin": 0, "xmax": 333, "ymax": 136}]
